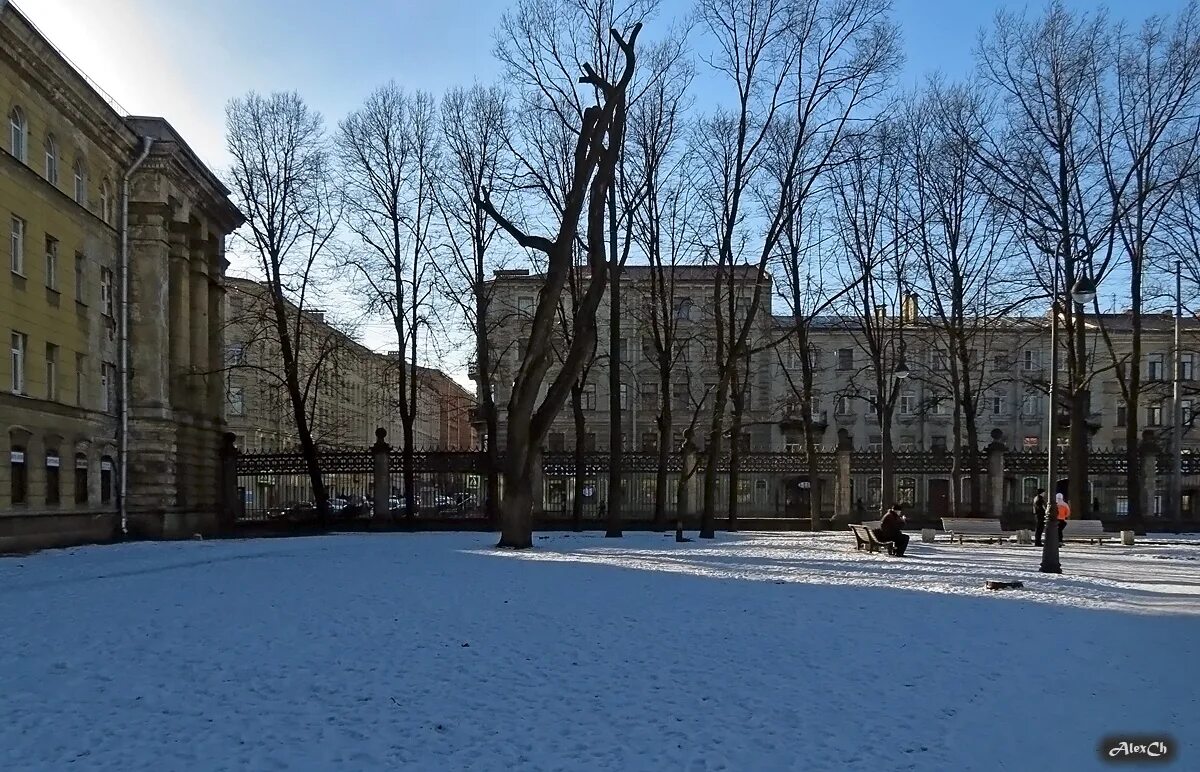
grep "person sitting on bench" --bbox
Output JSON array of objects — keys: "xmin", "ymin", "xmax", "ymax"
[{"xmin": 874, "ymin": 503, "xmax": 909, "ymax": 557}]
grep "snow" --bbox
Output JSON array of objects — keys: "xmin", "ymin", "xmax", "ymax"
[{"xmin": 1, "ymin": 531, "xmax": 1198, "ymax": 771}]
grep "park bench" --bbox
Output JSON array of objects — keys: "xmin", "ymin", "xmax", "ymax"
[
  {"xmin": 940, "ymin": 517, "xmax": 1015, "ymax": 544},
  {"xmin": 862, "ymin": 520, "xmax": 882, "ymax": 530},
  {"xmin": 1060, "ymin": 519, "xmax": 1110, "ymax": 545},
  {"xmin": 849, "ymin": 523, "xmax": 895, "ymax": 555}
]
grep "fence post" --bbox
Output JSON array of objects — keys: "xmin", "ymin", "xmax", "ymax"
[
  {"xmin": 1140, "ymin": 430, "xmax": 1158, "ymax": 529},
  {"xmin": 218, "ymin": 432, "xmax": 239, "ymax": 532},
  {"xmin": 678, "ymin": 431, "xmax": 698, "ymax": 540},
  {"xmin": 835, "ymin": 428, "xmax": 852, "ymax": 522},
  {"xmin": 372, "ymin": 428, "xmax": 391, "ymax": 522},
  {"xmin": 987, "ymin": 430, "xmax": 1006, "ymax": 520}
]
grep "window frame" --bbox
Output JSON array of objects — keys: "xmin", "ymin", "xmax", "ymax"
[
  {"xmin": 9, "ymin": 106, "xmax": 26, "ymax": 162},
  {"xmin": 44, "ymin": 133, "xmax": 58, "ymax": 184},
  {"xmin": 10, "ymin": 445, "xmax": 27, "ymax": 505},
  {"xmin": 10, "ymin": 215, "xmax": 26, "ymax": 275},
  {"xmin": 10, "ymin": 331, "xmax": 27, "ymax": 394},
  {"xmin": 44, "ymin": 235, "xmax": 58, "ymax": 291}
]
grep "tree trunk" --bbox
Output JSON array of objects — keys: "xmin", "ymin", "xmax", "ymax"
[
  {"xmin": 498, "ymin": 466, "xmax": 533, "ymax": 548},
  {"xmin": 964, "ymin": 407, "xmax": 981, "ymax": 517},
  {"xmin": 653, "ymin": 402, "xmax": 671, "ymax": 529},
  {"xmin": 950, "ymin": 405, "xmax": 963, "ymax": 517},
  {"xmin": 477, "ymin": 291, "xmax": 499, "ymax": 527},
  {"xmin": 606, "ymin": 226, "xmax": 623, "ymax": 538},
  {"xmin": 572, "ymin": 384, "xmax": 586, "ymax": 531},
  {"xmin": 701, "ymin": 383, "xmax": 727, "ymax": 539},
  {"xmin": 1125, "ymin": 293, "xmax": 1144, "ymax": 531},
  {"xmin": 727, "ymin": 405, "xmax": 743, "ymax": 532}
]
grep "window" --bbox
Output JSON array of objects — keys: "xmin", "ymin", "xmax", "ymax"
[
  {"xmin": 1116, "ymin": 403, "xmax": 1127, "ymax": 427},
  {"xmin": 73, "ymin": 159, "xmax": 88, "ymax": 205},
  {"xmin": 226, "ymin": 343, "xmax": 247, "ymax": 367},
  {"xmin": 100, "ymin": 179, "xmax": 113, "ymax": 224},
  {"xmin": 867, "ymin": 434, "xmax": 883, "ymax": 452},
  {"xmin": 100, "ymin": 456, "xmax": 114, "ymax": 505},
  {"xmin": 75, "ymin": 253, "xmax": 85, "ymax": 303},
  {"xmin": 45, "ymin": 343, "xmax": 58, "ymax": 401},
  {"xmin": 44, "ymin": 134, "xmax": 58, "ymax": 184},
  {"xmin": 10, "ymin": 446, "xmax": 27, "ymax": 504},
  {"xmin": 100, "ymin": 362, "xmax": 115, "ymax": 412},
  {"xmin": 9, "ymin": 106, "xmax": 26, "ymax": 162},
  {"xmin": 1147, "ymin": 402, "xmax": 1163, "ymax": 427},
  {"xmin": 837, "ymin": 348, "xmax": 854, "ymax": 371},
  {"xmin": 619, "ymin": 383, "xmax": 630, "ymax": 410},
  {"xmin": 1148, "ymin": 353, "xmax": 1165, "ymax": 382},
  {"xmin": 991, "ymin": 394, "xmax": 1008, "ymax": 415},
  {"xmin": 618, "ymin": 338, "xmax": 629, "ymax": 361},
  {"xmin": 930, "ymin": 395, "xmax": 947, "ymax": 415},
  {"xmin": 10, "ymin": 215, "xmax": 25, "ymax": 274},
  {"xmin": 897, "ymin": 477, "xmax": 916, "ymax": 506},
  {"xmin": 641, "ymin": 335, "xmax": 657, "ymax": 360},
  {"xmin": 44, "ymin": 235, "xmax": 58, "ymax": 290},
  {"xmin": 641, "ymin": 432, "xmax": 658, "ymax": 451},
  {"xmin": 1183, "ymin": 400, "xmax": 1194, "ymax": 426},
  {"xmin": 582, "ymin": 432, "xmax": 597, "ymax": 452},
  {"xmin": 10, "ymin": 331, "xmax": 26, "ymax": 394},
  {"xmin": 46, "ymin": 452, "xmax": 60, "ymax": 506},
  {"xmin": 74, "ymin": 453, "xmax": 89, "ymax": 504},
  {"xmin": 1154, "ymin": 494, "xmax": 1163, "ymax": 517},
  {"xmin": 1024, "ymin": 349, "xmax": 1040, "ymax": 371},
  {"xmin": 75, "ymin": 353, "xmax": 85, "ymax": 406},
  {"xmin": 100, "ymin": 267, "xmax": 113, "ymax": 316},
  {"xmin": 1022, "ymin": 476, "xmax": 1040, "ymax": 503},
  {"xmin": 899, "ymin": 391, "xmax": 916, "ymax": 415},
  {"xmin": 932, "ymin": 348, "xmax": 949, "ymax": 371},
  {"xmin": 1116, "ymin": 496, "xmax": 1129, "ymax": 517},
  {"xmin": 547, "ymin": 432, "xmax": 565, "ymax": 452},
  {"xmin": 931, "ymin": 435, "xmax": 947, "ymax": 451},
  {"xmin": 640, "ymin": 380, "xmax": 658, "ymax": 403},
  {"xmin": 1182, "ymin": 353, "xmax": 1195, "ymax": 381},
  {"xmin": 582, "ymin": 383, "xmax": 596, "ymax": 411},
  {"xmin": 516, "ymin": 295, "xmax": 535, "ymax": 315},
  {"xmin": 675, "ymin": 297, "xmax": 694, "ymax": 321},
  {"xmin": 784, "ymin": 441, "xmax": 802, "ymax": 453},
  {"xmin": 897, "ymin": 436, "xmax": 915, "ymax": 451},
  {"xmin": 227, "ymin": 385, "xmax": 246, "ymax": 416},
  {"xmin": 1021, "ymin": 394, "xmax": 1042, "ymax": 417},
  {"xmin": 835, "ymin": 395, "xmax": 852, "ymax": 416}
]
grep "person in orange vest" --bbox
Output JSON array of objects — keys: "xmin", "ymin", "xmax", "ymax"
[{"xmin": 1055, "ymin": 492, "xmax": 1070, "ymax": 543}]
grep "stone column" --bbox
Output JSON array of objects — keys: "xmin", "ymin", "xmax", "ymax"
[
  {"xmin": 189, "ymin": 236, "xmax": 210, "ymax": 414},
  {"xmin": 218, "ymin": 432, "xmax": 239, "ymax": 531},
  {"xmin": 987, "ymin": 431, "xmax": 1006, "ymax": 520},
  {"xmin": 835, "ymin": 428, "xmax": 853, "ymax": 521},
  {"xmin": 372, "ymin": 428, "xmax": 391, "ymax": 522},
  {"xmin": 207, "ymin": 268, "xmax": 225, "ymax": 419},
  {"xmin": 168, "ymin": 218, "xmax": 192, "ymax": 411},
  {"xmin": 1140, "ymin": 430, "xmax": 1158, "ymax": 525}
]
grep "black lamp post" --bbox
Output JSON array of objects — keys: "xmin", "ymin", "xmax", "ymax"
[{"xmin": 1040, "ymin": 274, "xmax": 1097, "ymax": 574}]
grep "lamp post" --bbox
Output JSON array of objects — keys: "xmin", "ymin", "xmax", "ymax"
[
  {"xmin": 879, "ymin": 354, "xmax": 909, "ymax": 514},
  {"xmin": 1040, "ymin": 273, "xmax": 1096, "ymax": 574},
  {"xmin": 1172, "ymin": 259, "xmax": 1183, "ymax": 531}
]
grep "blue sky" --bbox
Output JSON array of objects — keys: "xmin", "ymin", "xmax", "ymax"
[{"xmin": 19, "ymin": 0, "xmax": 1190, "ymax": 366}]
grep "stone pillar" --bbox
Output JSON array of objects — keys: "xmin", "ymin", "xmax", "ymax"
[
  {"xmin": 372, "ymin": 428, "xmax": 391, "ymax": 522},
  {"xmin": 1140, "ymin": 430, "xmax": 1158, "ymax": 526},
  {"xmin": 189, "ymin": 235, "xmax": 210, "ymax": 413},
  {"xmin": 678, "ymin": 432, "xmax": 699, "ymax": 536},
  {"xmin": 835, "ymin": 428, "xmax": 853, "ymax": 521},
  {"xmin": 207, "ymin": 269, "xmax": 225, "ymax": 419},
  {"xmin": 168, "ymin": 218, "xmax": 192, "ymax": 411},
  {"xmin": 218, "ymin": 432, "xmax": 239, "ymax": 531},
  {"xmin": 987, "ymin": 431, "xmax": 1006, "ymax": 520}
]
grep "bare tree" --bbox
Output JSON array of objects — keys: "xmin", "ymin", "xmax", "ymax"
[
  {"xmin": 973, "ymin": 2, "xmax": 1113, "ymax": 515},
  {"xmin": 225, "ymin": 91, "xmax": 341, "ymax": 523},
  {"xmin": 338, "ymin": 85, "xmax": 441, "ymax": 519},
  {"xmin": 692, "ymin": 0, "xmax": 900, "ymax": 537},
  {"xmin": 434, "ymin": 83, "xmax": 514, "ymax": 525},
  {"xmin": 479, "ymin": 18, "xmax": 643, "ymax": 548},
  {"xmin": 1091, "ymin": 3, "xmax": 1200, "ymax": 529}
]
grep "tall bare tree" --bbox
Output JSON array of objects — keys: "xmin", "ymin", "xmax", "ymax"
[
  {"xmin": 1091, "ymin": 3, "xmax": 1200, "ymax": 529},
  {"xmin": 226, "ymin": 91, "xmax": 341, "ymax": 523},
  {"xmin": 338, "ymin": 85, "xmax": 440, "ymax": 519},
  {"xmin": 434, "ymin": 83, "xmax": 514, "ymax": 525},
  {"xmin": 480, "ymin": 17, "xmax": 643, "ymax": 548}
]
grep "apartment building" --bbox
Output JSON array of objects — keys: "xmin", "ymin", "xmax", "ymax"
[{"xmin": 1, "ymin": 2, "xmax": 243, "ymax": 549}]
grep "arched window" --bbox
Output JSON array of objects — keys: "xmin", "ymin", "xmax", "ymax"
[
  {"xmin": 44, "ymin": 134, "xmax": 58, "ymax": 184},
  {"xmin": 10, "ymin": 444, "xmax": 27, "ymax": 504},
  {"xmin": 99, "ymin": 178, "xmax": 113, "ymax": 224},
  {"xmin": 73, "ymin": 158, "xmax": 88, "ymax": 205},
  {"xmin": 75, "ymin": 452, "xmax": 89, "ymax": 505},
  {"xmin": 100, "ymin": 455, "xmax": 114, "ymax": 505},
  {"xmin": 8, "ymin": 106, "xmax": 26, "ymax": 162}
]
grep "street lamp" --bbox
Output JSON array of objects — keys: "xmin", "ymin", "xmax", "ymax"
[
  {"xmin": 1040, "ymin": 272, "xmax": 1097, "ymax": 574},
  {"xmin": 877, "ymin": 352, "xmax": 910, "ymax": 515},
  {"xmin": 894, "ymin": 357, "xmax": 910, "ymax": 381}
]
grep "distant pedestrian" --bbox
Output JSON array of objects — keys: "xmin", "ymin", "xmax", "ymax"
[
  {"xmin": 1055, "ymin": 493, "xmax": 1070, "ymax": 543},
  {"xmin": 1092, "ymin": 497, "xmax": 1101, "ymax": 517},
  {"xmin": 1033, "ymin": 487, "xmax": 1048, "ymax": 547},
  {"xmin": 855, "ymin": 498, "xmax": 866, "ymax": 522},
  {"xmin": 874, "ymin": 503, "xmax": 909, "ymax": 557}
]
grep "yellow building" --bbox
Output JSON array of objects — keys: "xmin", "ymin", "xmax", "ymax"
[{"xmin": 1, "ymin": 2, "xmax": 242, "ymax": 550}]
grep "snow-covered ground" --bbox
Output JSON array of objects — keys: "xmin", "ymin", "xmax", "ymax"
[{"xmin": 2, "ymin": 531, "xmax": 1198, "ymax": 771}]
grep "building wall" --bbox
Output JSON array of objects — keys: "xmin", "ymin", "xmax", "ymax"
[{"xmin": 0, "ymin": 4, "xmax": 242, "ymax": 550}]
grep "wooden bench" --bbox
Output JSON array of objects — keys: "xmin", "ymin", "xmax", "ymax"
[
  {"xmin": 940, "ymin": 517, "xmax": 1015, "ymax": 544},
  {"xmin": 862, "ymin": 520, "xmax": 882, "ymax": 530},
  {"xmin": 1060, "ymin": 519, "xmax": 1110, "ymax": 544},
  {"xmin": 849, "ymin": 524, "xmax": 895, "ymax": 555}
]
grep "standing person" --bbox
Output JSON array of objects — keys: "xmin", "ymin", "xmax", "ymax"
[
  {"xmin": 855, "ymin": 498, "xmax": 866, "ymax": 523},
  {"xmin": 874, "ymin": 503, "xmax": 910, "ymax": 557},
  {"xmin": 1033, "ymin": 488, "xmax": 1048, "ymax": 547},
  {"xmin": 1055, "ymin": 493, "xmax": 1070, "ymax": 543}
]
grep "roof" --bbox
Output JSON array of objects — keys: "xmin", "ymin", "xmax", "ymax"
[{"xmin": 490, "ymin": 264, "xmax": 770, "ymax": 283}]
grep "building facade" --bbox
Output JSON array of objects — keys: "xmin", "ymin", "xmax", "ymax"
[
  {"xmin": 1, "ymin": 2, "xmax": 242, "ymax": 550},
  {"xmin": 479, "ymin": 267, "xmax": 1199, "ymax": 517}
]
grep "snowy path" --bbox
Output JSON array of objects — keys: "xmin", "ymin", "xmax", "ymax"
[{"xmin": 1, "ymin": 531, "xmax": 1197, "ymax": 771}]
